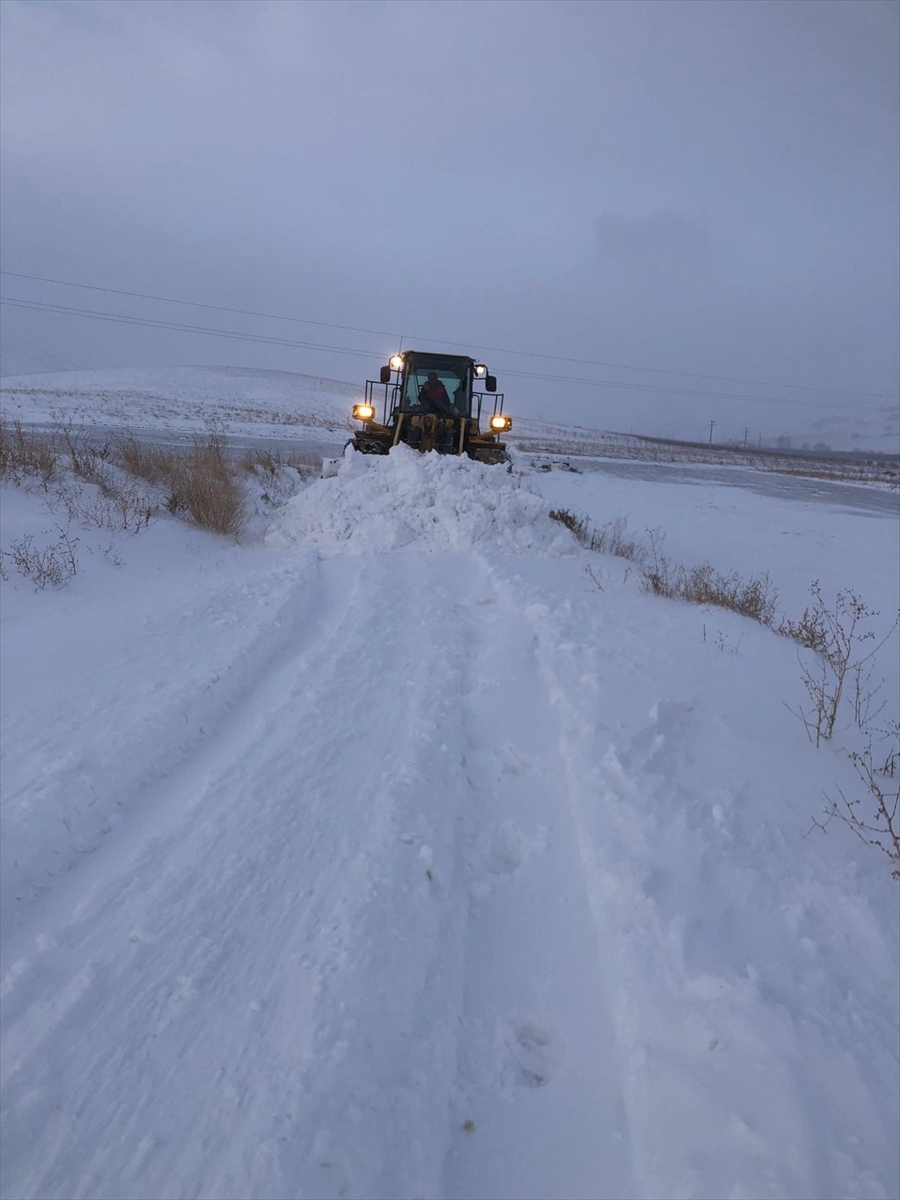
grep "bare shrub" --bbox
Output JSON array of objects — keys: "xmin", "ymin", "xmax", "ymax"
[
  {"xmin": 115, "ymin": 431, "xmax": 245, "ymax": 536},
  {"xmin": 1, "ymin": 421, "xmax": 160, "ymax": 545},
  {"xmin": 779, "ymin": 601, "xmax": 829, "ymax": 653},
  {"xmin": 242, "ymin": 448, "xmax": 281, "ymax": 477},
  {"xmin": 80, "ymin": 480, "xmax": 157, "ymax": 532},
  {"xmin": 812, "ymin": 736, "xmax": 900, "ymax": 880},
  {"xmin": 584, "ymin": 562, "xmax": 607, "ymax": 591},
  {"xmin": 53, "ymin": 416, "xmax": 107, "ymax": 484},
  {"xmin": 673, "ymin": 563, "xmax": 778, "ymax": 624},
  {"xmin": 636, "ymin": 528, "xmax": 777, "ymax": 625},
  {"xmin": 1, "ymin": 524, "xmax": 79, "ymax": 589},
  {"xmin": 588, "ymin": 516, "xmax": 646, "ymax": 564},
  {"xmin": 117, "ymin": 435, "xmax": 166, "ymax": 482},
  {"xmin": 48, "ymin": 458, "xmax": 157, "ymax": 534},
  {"xmin": 0, "ymin": 419, "xmax": 60, "ymax": 487},
  {"xmin": 241, "ymin": 446, "xmax": 319, "ymax": 482},
  {"xmin": 549, "ymin": 507, "xmax": 589, "ymax": 542},
  {"xmin": 880, "ymin": 724, "xmax": 900, "ymax": 779},
  {"xmin": 851, "ymin": 656, "xmax": 887, "ymax": 737},
  {"xmin": 285, "ymin": 449, "xmax": 321, "ymax": 477},
  {"xmin": 166, "ymin": 435, "xmax": 246, "ymax": 536},
  {"xmin": 784, "ymin": 582, "xmax": 899, "ymax": 746},
  {"xmin": 640, "ymin": 527, "xmax": 672, "ymax": 596},
  {"xmin": 713, "ymin": 630, "xmax": 744, "ymax": 654}
]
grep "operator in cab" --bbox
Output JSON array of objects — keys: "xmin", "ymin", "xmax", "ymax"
[{"xmin": 418, "ymin": 372, "xmax": 454, "ymax": 416}]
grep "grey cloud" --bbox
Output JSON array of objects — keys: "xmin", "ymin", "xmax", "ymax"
[
  {"xmin": 0, "ymin": 0, "xmax": 897, "ymax": 445},
  {"xmin": 595, "ymin": 211, "xmax": 715, "ymax": 273}
]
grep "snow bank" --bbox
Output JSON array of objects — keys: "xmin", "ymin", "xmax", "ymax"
[{"xmin": 267, "ymin": 444, "xmax": 576, "ymax": 555}]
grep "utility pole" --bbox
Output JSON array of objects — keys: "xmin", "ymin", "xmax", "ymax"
[
  {"xmin": 758, "ymin": 433, "xmax": 762, "ymax": 449},
  {"xmin": 743, "ymin": 427, "xmax": 748, "ymax": 448},
  {"xmin": 708, "ymin": 419, "xmax": 716, "ymax": 446}
]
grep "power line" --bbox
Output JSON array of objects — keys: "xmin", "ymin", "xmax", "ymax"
[
  {"xmin": 3, "ymin": 268, "xmax": 895, "ymax": 401},
  {"xmin": 496, "ymin": 364, "xmax": 886, "ymax": 412},
  {"xmin": 0, "ymin": 270, "xmax": 402, "ymax": 342},
  {"xmin": 0, "ymin": 297, "xmax": 386, "ymax": 361},
  {"xmin": 1, "ymin": 294, "xmax": 889, "ymax": 415}
]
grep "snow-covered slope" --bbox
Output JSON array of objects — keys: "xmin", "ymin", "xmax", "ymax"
[
  {"xmin": 0, "ymin": 341, "xmax": 83, "ymax": 378},
  {"xmin": 1, "ymin": 448, "xmax": 898, "ymax": 1200},
  {"xmin": 0, "ymin": 362, "xmax": 648, "ymax": 464},
  {"xmin": 4, "ymin": 361, "xmax": 894, "ymax": 459},
  {"xmin": 0, "ymin": 364, "xmax": 362, "ymax": 437},
  {"xmin": 0, "ymin": 363, "xmax": 635, "ymax": 451}
]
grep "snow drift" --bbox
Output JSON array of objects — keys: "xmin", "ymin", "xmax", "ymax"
[{"xmin": 267, "ymin": 445, "xmax": 575, "ymax": 556}]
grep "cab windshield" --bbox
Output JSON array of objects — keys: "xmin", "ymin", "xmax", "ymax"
[{"xmin": 400, "ymin": 359, "xmax": 471, "ymax": 417}]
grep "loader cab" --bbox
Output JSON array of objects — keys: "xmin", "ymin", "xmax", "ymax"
[
  {"xmin": 398, "ymin": 352, "xmax": 473, "ymax": 418},
  {"xmin": 352, "ymin": 348, "xmax": 510, "ymax": 465}
]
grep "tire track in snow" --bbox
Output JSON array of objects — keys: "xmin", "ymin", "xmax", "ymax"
[
  {"xmin": 507, "ymin": 566, "xmax": 895, "ymax": 1200},
  {"xmin": 1, "ymin": 555, "xmax": 368, "ymax": 1193},
  {"xmin": 442, "ymin": 555, "xmax": 634, "ymax": 1200},
  {"xmin": 0, "ymin": 553, "xmax": 474, "ymax": 1200},
  {"xmin": 1, "ymin": 554, "xmax": 328, "ymax": 944}
]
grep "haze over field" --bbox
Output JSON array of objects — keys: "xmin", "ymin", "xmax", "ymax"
[{"xmin": 1, "ymin": 0, "xmax": 898, "ymax": 447}]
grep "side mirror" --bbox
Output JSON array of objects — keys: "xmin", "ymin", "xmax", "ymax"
[
  {"xmin": 485, "ymin": 375, "xmax": 497, "ymax": 393},
  {"xmin": 379, "ymin": 365, "xmax": 392, "ymax": 385}
]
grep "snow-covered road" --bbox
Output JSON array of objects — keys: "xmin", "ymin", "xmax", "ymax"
[
  {"xmin": 2, "ymin": 450, "xmax": 898, "ymax": 1200},
  {"xmin": 569, "ymin": 458, "xmax": 900, "ymax": 519}
]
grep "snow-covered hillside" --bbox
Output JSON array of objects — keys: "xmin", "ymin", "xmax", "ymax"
[
  {"xmin": 0, "ymin": 365, "xmax": 362, "ymax": 438},
  {"xmin": 1, "ymin": 444, "xmax": 897, "ymax": 1200},
  {"xmin": 4, "ymin": 362, "xmax": 895, "ymax": 460},
  {"xmin": 0, "ymin": 363, "xmax": 620, "ymax": 453},
  {"xmin": 0, "ymin": 341, "xmax": 83, "ymax": 378}
]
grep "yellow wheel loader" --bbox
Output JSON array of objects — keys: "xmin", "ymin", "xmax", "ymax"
[{"xmin": 323, "ymin": 350, "xmax": 512, "ymax": 476}]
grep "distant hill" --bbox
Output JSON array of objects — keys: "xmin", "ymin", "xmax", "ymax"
[
  {"xmin": 0, "ymin": 342, "xmax": 84, "ymax": 378},
  {"xmin": 4, "ymin": 361, "xmax": 890, "ymax": 457},
  {"xmin": 0, "ymin": 364, "xmax": 364, "ymax": 437},
  {"xmin": 0, "ymin": 363, "xmax": 619, "ymax": 451}
]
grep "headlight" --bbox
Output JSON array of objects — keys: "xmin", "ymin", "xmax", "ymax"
[
  {"xmin": 474, "ymin": 363, "xmax": 487, "ymax": 377},
  {"xmin": 389, "ymin": 354, "xmax": 404, "ymax": 370},
  {"xmin": 353, "ymin": 404, "xmax": 376, "ymax": 421},
  {"xmin": 490, "ymin": 415, "xmax": 512, "ymax": 431}
]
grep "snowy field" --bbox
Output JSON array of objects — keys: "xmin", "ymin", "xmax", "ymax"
[
  {"xmin": 538, "ymin": 458, "xmax": 900, "ymax": 660},
  {"xmin": 0, "ymin": 365, "xmax": 360, "ymax": 440},
  {"xmin": 1, "ymin": 436, "xmax": 898, "ymax": 1200},
  {"xmin": 0, "ymin": 365, "xmax": 613, "ymax": 458}
]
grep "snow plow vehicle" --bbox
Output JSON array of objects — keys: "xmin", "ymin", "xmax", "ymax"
[{"xmin": 323, "ymin": 350, "xmax": 512, "ymax": 475}]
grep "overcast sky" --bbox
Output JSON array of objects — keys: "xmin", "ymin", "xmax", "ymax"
[{"xmin": 1, "ymin": 0, "xmax": 898, "ymax": 441}]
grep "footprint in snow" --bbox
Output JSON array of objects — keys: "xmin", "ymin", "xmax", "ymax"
[
  {"xmin": 486, "ymin": 820, "xmax": 523, "ymax": 874},
  {"xmin": 508, "ymin": 1021, "xmax": 563, "ymax": 1088},
  {"xmin": 624, "ymin": 698, "xmax": 696, "ymax": 771},
  {"xmin": 499, "ymin": 745, "xmax": 531, "ymax": 777}
]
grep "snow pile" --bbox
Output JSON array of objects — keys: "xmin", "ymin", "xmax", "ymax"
[{"xmin": 267, "ymin": 444, "xmax": 576, "ymax": 555}]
